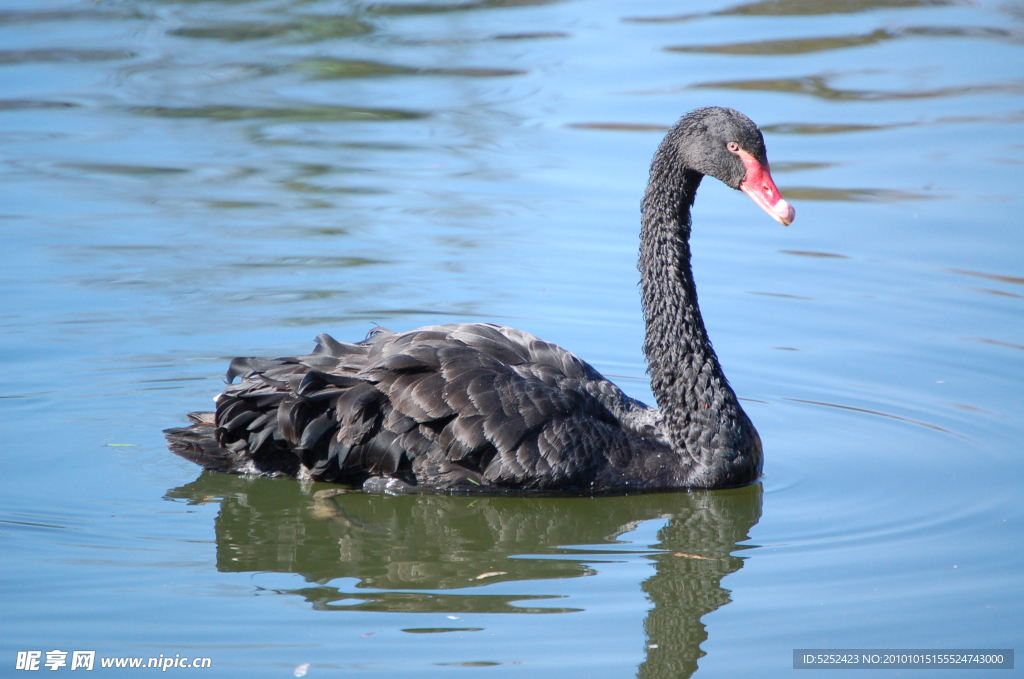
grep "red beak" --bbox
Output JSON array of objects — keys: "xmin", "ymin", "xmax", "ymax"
[{"xmin": 734, "ymin": 148, "xmax": 795, "ymax": 226}]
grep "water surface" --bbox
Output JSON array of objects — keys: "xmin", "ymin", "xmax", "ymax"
[{"xmin": 1, "ymin": 0, "xmax": 1022, "ymax": 676}]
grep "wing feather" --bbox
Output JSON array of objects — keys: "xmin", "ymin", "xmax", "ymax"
[{"xmin": 166, "ymin": 323, "xmax": 661, "ymax": 490}]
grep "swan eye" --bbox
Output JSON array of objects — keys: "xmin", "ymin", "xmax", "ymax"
[{"xmin": 727, "ymin": 142, "xmax": 740, "ymax": 152}]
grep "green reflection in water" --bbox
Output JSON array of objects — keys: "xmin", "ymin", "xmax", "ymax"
[
  {"xmin": 0, "ymin": 48, "xmax": 136, "ymax": 64},
  {"xmin": 296, "ymin": 58, "xmax": 525, "ymax": 80},
  {"xmin": 168, "ymin": 474, "xmax": 761, "ymax": 678},
  {"xmin": 781, "ymin": 186, "xmax": 938, "ymax": 202},
  {"xmin": 57, "ymin": 162, "xmax": 187, "ymax": 176},
  {"xmin": 364, "ymin": 0, "xmax": 563, "ymax": 17},
  {"xmin": 231, "ymin": 256, "xmax": 386, "ymax": 269},
  {"xmin": 667, "ymin": 29, "xmax": 893, "ymax": 56},
  {"xmin": 719, "ymin": 0, "xmax": 952, "ymax": 17},
  {"xmin": 170, "ymin": 17, "xmax": 372, "ymax": 43},
  {"xmin": 0, "ymin": 100, "xmax": 77, "ymax": 110},
  {"xmin": 627, "ymin": 0, "xmax": 952, "ymax": 23},
  {"xmin": 131, "ymin": 104, "xmax": 426, "ymax": 123},
  {"xmin": 763, "ymin": 122, "xmax": 897, "ymax": 134},
  {"xmin": 694, "ymin": 74, "xmax": 1024, "ymax": 101}
]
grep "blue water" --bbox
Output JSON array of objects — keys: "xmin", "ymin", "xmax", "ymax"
[{"xmin": 2, "ymin": 0, "xmax": 1022, "ymax": 676}]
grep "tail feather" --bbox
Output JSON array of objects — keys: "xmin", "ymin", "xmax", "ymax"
[
  {"xmin": 164, "ymin": 413, "xmax": 237, "ymax": 472},
  {"xmin": 165, "ymin": 410, "xmax": 301, "ymax": 477}
]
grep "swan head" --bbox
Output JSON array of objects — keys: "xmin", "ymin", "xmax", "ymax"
[{"xmin": 671, "ymin": 107, "xmax": 795, "ymax": 226}]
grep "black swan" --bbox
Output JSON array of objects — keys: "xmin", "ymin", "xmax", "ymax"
[{"xmin": 165, "ymin": 107, "xmax": 794, "ymax": 493}]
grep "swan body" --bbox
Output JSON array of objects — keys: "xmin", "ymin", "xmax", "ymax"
[{"xmin": 166, "ymin": 107, "xmax": 794, "ymax": 493}]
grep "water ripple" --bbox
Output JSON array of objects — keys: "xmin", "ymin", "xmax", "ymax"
[
  {"xmin": 296, "ymin": 58, "xmax": 525, "ymax": 80},
  {"xmin": 170, "ymin": 17, "xmax": 373, "ymax": 43},
  {"xmin": 779, "ymin": 186, "xmax": 939, "ymax": 202},
  {"xmin": 667, "ymin": 29, "xmax": 894, "ymax": 56},
  {"xmin": 0, "ymin": 48, "xmax": 136, "ymax": 64},
  {"xmin": 364, "ymin": 0, "xmax": 564, "ymax": 17},
  {"xmin": 130, "ymin": 104, "xmax": 427, "ymax": 122},
  {"xmin": 665, "ymin": 26, "xmax": 1023, "ymax": 56},
  {"xmin": 626, "ymin": 0, "xmax": 954, "ymax": 23},
  {"xmin": 693, "ymin": 74, "xmax": 1024, "ymax": 101},
  {"xmin": 783, "ymin": 397, "xmax": 977, "ymax": 443}
]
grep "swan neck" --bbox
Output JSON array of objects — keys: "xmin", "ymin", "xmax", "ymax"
[{"xmin": 639, "ymin": 167, "xmax": 743, "ymax": 460}]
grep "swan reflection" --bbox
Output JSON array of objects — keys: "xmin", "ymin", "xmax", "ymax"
[{"xmin": 168, "ymin": 476, "xmax": 761, "ymax": 677}]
